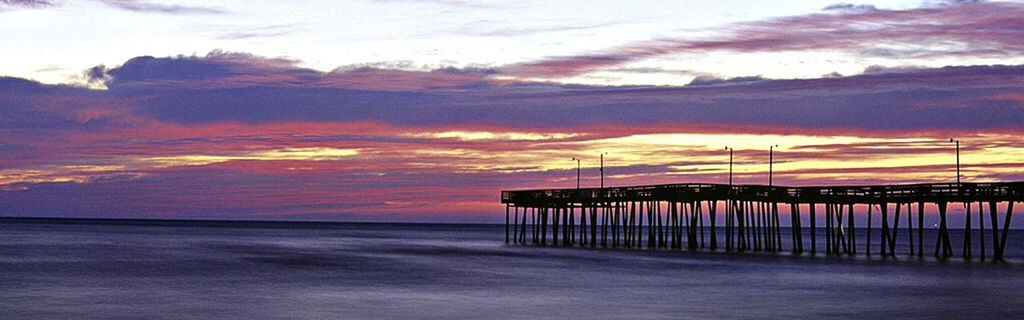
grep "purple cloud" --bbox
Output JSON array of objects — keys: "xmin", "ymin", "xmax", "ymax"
[{"xmin": 9, "ymin": 53, "xmax": 1023, "ymax": 134}]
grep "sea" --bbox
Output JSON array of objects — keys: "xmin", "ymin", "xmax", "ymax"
[{"xmin": 1, "ymin": 218, "xmax": 1023, "ymax": 319}]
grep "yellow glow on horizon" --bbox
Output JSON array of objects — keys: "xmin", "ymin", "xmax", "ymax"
[
  {"xmin": 409, "ymin": 130, "xmax": 580, "ymax": 141},
  {"xmin": 140, "ymin": 147, "xmax": 360, "ymax": 167},
  {"xmin": 4, "ymin": 131, "xmax": 1023, "ymax": 188},
  {"xmin": 586, "ymin": 133, "xmax": 898, "ymax": 150},
  {"xmin": 0, "ymin": 165, "xmax": 141, "ymax": 186},
  {"xmin": 392, "ymin": 132, "xmax": 1024, "ymax": 186}
]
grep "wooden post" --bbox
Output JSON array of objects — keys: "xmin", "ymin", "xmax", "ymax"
[
  {"xmin": 848, "ymin": 203, "xmax": 856, "ymax": 255},
  {"xmin": 662, "ymin": 201, "xmax": 669, "ymax": 249},
  {"xmin": 736, "ymin": 201, "xmax": 745, "ymax": 251},
  {"xmin": 591, "ymin": 204, "xmax": 598, "ymax": 248},
  {"xmin": 908, "ymin": 203, "xmax": 915, "ymax": 256},
  {"xmin": 671, "ymin": 201, "xmax": 677, "ymax": 250},
  {"xmin": 710, "ymin": 200, "xmax": 718, "ymax": 251},
  {"xmin": 745, "ymin": 201, "xmax": 752, "ymax": 251},
  {"xmin": 655, "ymin": 201, "xmax": 663, "ymax": 249},
  {"xmin": 541, "ymin": 207, "xmax": 549, "ymax": 245},
  {"xmin": 581, "ymin": 205, "xmax": 588, "ymax": 246},
  {"xmin": 826, "ymin": 204, "xmax": 833, "ymax": 254},
  {"xmin": 935, "ymin": 202, "xmax": 952, "ymax": 258},
  {"xmin": 810, "ymin": 203, "xmax": 816, "ymax": 254},
  {"xmin": 532, "ymin": 207, "xmax": 538, "ymax": 244},
  {"xmin": 565, "ymin": 205, "xmax": 573, "ymax": 245},
  {"xmin": 881, "ymin": 202, "xmax": 889, "ymax": 256},
  {"xmin": 687, "ymin": 201, "xmax": 696, "ymax": 250},
  {"xmin": 774, "ymin": 202, "xmax": 782, "ymax": 252},
  {"xmin": 521, "ymin": 206, "xmax": 529, "ymax": 244},
  {"xmin": 750, "ymin": 201, "xmax": 756, "ymax": 252},
  {"xmin": 790, "ymin": 203, "xmax": 797, "ymax": 253},
  {"xmin": 996, "ymin": 201, "xmax": 1014, "ymax": 261},
  {"xmin": 738, "ymin": 201, "xmax": 745, "ymax": 251},
  {"xmin": 963, "ymin": 202, "xmax": 972, "ymax": 259},
  {"xmin": 978, "ymin": 202, "xmax": 985, "ymax": 260},
  {"xmin": 754, "ymin": 202, "xmax": 763, "ymax": 252},
  {"xmin": 762, "ymin": 202, "xmax": 770, "ymax": 252},
  {"xmin": 612, "ymin": 202, "xmax": 619, "ymax": 248},
  {"xmin": 835, "ymin": 204, "xmax": 842, "ymax": 254},
  {"xmin": 699, "ymin": 201, "xmax": 707, "ymax": 249},
  {"xmin": 628, "ymin": 202, "xmax": 634, "ymax": 248},
  {"xmin": 942, "ymin": 202, "xmax": 954, "ymax": 258},
  {"xmin": 725, "ymin": 200, "xmax": 732, "ymax": 251},
  {"xmin": 617, "ymin": 202, "xmax": 622, "ymax": 247},
  {"xmin": 889, "ymin": 203, "xmax": 901, "ymax": 257},
  {"xmin": 768, "ymin": 202, "xmax": 775, "ymax": 252},
  {"xmin": 989, "ymin": 201, "xmax": 998, "ymax": 260},
  {"xmin": 630, "ymin": 201, "xmax": 638, "ymax": 246},
  {"xmin": 866, "ymin": 204, "xmax": 872, "ymax": 256},
  {"xmin": 758, "ymin": 202, "xmax": 765, "ymax": 252},
  {"xmin": 741, "ymin": 201, "xmax": 749, "ymax": 251},
  {"xmin": 601, "ymin": 205, "xmax": 608, "ymax": 248},
  {"xmin": 797, "ymin": 204, "xmax": 804, "ymax": 253},
  {"xmin": 918, "ymin": 202, "xmax": 924, "ymax": 257},
  {"xmin": 646, "ymin": 201, "xmax": 653, "ymax": 249},
  {"xmin": 513, "ymin": 206, "xmax": 520, "ymax": 244},
  {"xmin": 553, "ymin": 206, "xmax": 561, "ymax": 245},
  {"xmin": 677, "ymin": 201, "xmax": 684, "ymax": 250},
  {"xmin": 565, "ymin": 206, "xmax": 572, "ymax": 246},
  {"xmin": 793, "ymin": 203, "xmax": 803, "ymax": 253},
  {"xmin": 625, "ymin": 202, "xmax": 632, "ymax": 248},
  {"xmin": 746, "ymin": 201, "xmax": 754, "ymax": 251}
]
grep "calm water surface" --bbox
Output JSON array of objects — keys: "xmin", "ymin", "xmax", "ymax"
[{"xmin": 1, "ymin": 219, "xmax": 1022, "ymax": 319}]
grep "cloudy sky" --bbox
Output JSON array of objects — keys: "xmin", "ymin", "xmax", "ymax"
[{"xmin": 1, "ymin": 0, "xmax": 1022, "ymax": 223}]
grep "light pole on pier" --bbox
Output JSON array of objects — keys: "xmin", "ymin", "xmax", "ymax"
[
  {"xmin": 600, "ymin": 152, "xmax": 608, "ymax": 189},
  {"xmin": 949, "ymin": 138, "xmax": 960, "ymax": 185},
  {"xmin": 725, "ymin": 147, "xmax": 734, "ymax": 187},
  {"xmin": 769, "ymin": 145, "xmax": 779, "ymax": 187},
  {"xmin": 571, "ymin": 157, "xmax": 581, "ymax": 189}
]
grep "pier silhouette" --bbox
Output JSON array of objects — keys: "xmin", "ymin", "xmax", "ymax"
[{"xmin": 501, "ymin": 182, "xmax": 1022, "ymax": 261}]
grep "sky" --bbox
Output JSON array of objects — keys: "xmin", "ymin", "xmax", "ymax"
[{"xmin": 1, "ymin": 0, "xmax": 1023, "ymax": 223}]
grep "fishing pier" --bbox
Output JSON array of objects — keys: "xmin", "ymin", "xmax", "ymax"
[{"xmin": 501, "ymin": 182, "xmax": 1023, "ymax": 260}]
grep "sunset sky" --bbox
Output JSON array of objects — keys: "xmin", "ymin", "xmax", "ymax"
[{"xmin": 1, "ymin": 0, "xmax": 1023, "ymax": 223}]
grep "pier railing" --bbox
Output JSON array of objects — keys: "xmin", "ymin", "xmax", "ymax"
[{"xmin": 502, "ymin": 182, "xmax": 1024, "ymax": 205}]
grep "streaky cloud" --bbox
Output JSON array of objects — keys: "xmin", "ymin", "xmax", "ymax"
[
  {"xmin": 458, "ymin": 21, "xmax": 625, "ymax": 37},
  {"xmin": 97, "ymin": 0, "xmax": 225, "ymax": 14},
  {"xmin": 500, "ymin": 1, "xmax": 1024, "ymax": 78},
  {"xmin": 0, "ymin": 0, "xmax": 54, "ymax": 8},
  {"xmin": 215, "ymin": 24, "xmax": 300, "ymax": 40},
  {"xmin": 822, "ymin": 3, "xmax": 880, "ymax": 13}
]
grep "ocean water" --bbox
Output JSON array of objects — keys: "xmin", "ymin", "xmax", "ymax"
[{"xmin": 1, "ymin": 219, "xmax": 1023, "ymax": 319}]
